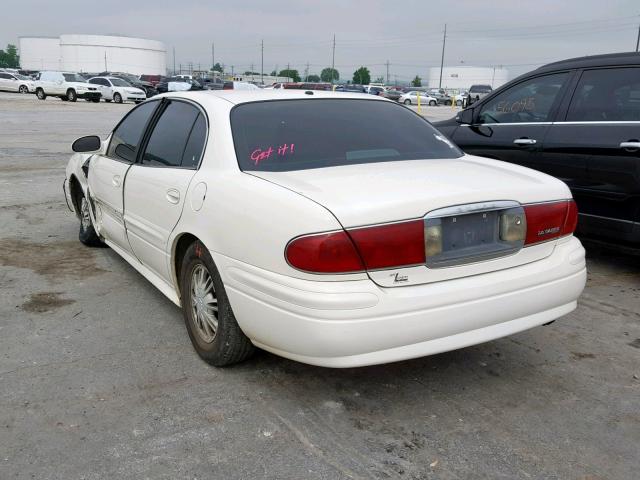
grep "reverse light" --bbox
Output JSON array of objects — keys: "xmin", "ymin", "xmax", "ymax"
[{"xmin": 524, "ymin": 200, "xmax": 577, "ymax": 245}]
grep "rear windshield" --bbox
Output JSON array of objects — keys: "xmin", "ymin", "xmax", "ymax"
[{"xmin": 231, "ymin": 99, "xmax": 463, "ymax": 172}]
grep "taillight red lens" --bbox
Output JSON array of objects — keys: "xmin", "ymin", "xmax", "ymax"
[
  {"xmin": 286, "ymin": 220, "xmax": 425, "ymax": 273},
  {"xmin": 348, "ymin": 220, "xmax": 425, "ymax": 270},
  {"xmin": 286, "ymin": 231, "xmax": 364, "ymax": 273},
  {"xmin": 524, "ymin": 200, "xmax": 577, "ymax": 245}
]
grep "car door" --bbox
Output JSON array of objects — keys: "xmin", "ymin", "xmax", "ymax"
[
  {"xmin": 123, "ymin": 99, "xmax": 207, "ymax": 281},
  {"xmin": 451, "ymin": 72, "xmax": 572, "ymax": 170},
  {"xmin": 88, "ymin": 100, "xmax": 160, "ymax": 253},
  {"xmin": 549, "ymin": 66, "xmax": 640, "ymax": 240},
  {"xmin": 0, "ymin": 73, "xmax": 12, "ymax": 91}
]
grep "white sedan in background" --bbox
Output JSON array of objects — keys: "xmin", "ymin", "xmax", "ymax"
[
  {"xmin": 0, "ymin": 71, "xmax": 35, "ymax": 93},
  {"xmin": 87, "ymin": 76, "xmax": 146, "ymax": 103},
  {"xmin": 399, "ymin": 91, "xmax": 438, "ymax": 106},
  {"xmin": 64, "ymin": 90, "xmax": 586, "ymax": 368}
]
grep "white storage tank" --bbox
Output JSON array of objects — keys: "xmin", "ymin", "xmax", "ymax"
[
  {"xmin": 19, "ymin": 37, "xmax": 62, "ymax": 70},
  {"xmin": 19, "ymin": 34, "xmax": 166, "ymax": 76},
  {"xmin": 428, "ymin": 66, "xmax": 509, "ymax": 91}
]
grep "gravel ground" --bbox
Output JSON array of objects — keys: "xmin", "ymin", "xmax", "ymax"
[{"xmin": 0, "ymin": 92, "xmax": 638, "ymax": 480}]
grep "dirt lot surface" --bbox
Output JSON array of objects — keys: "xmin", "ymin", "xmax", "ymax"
[{"xmin": 0, "ymin": 93, "xmax": 638, "ymax": 479}]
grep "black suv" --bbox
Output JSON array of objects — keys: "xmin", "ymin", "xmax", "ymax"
[{"xmin": 435, "ymin": 52, "xmax": 640, "ymax": 246}]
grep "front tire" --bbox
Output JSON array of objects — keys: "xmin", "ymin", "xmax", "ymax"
[
  {"xmin": 180, "ymin": 242, "xmax": 254, "ymax": 366},
  {"xmin": 404, "ymin": 99, "xmax": 411, "ymax": 105},
  {"xmin": 429, "ymin": 100, "xmax": 437, "ymax": 106},
  {"xmin": 77, "ymin": 192, "xmax": 103, "ymax": 247},
  {"xmin": 67, "ymin": 89, "xmax": 77, "ymax": 102},
  {"xmin": 36, "ymin": 88, "xmax": 46, "ymax": 100},
  {"xmin": 113, "ymin": 92, "xmax": 122, "ymax": 104},
  {"xmin": 19, "ymin": 85, "xmax": 29, "ymax": 94}
]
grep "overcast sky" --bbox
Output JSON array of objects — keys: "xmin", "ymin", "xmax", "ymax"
[{"xmin": 4, "ymin": 0, "xmax": 639, "ymax": 81}]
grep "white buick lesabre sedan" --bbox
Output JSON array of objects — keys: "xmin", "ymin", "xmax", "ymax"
[{"xmin": 64, "ymin": 90, "xmax": 586, "ymax": 368}]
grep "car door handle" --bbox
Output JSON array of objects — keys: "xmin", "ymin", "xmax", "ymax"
[
  {"xmin": 513, "ymin": 138, "xmax": 537, "ymax": 146},
  {"xmin": 166, "ymin": 189, "xmax": 180, "ymax": 204},
  {"xmin": 619, "ymin": 141, "xmax": 640, "ymax": 150},
  {"xmin": 112, "ymin": 175, "xmax": 121, "ymax": 187}
]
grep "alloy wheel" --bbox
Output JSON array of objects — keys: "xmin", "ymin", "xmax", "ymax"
[{"xmin": 190, "ymin": 264, "xmax": 218, "ymax": 343}]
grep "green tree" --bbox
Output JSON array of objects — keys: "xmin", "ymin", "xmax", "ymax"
[
  {"xmin": 279, "ymin": 69, "xmax": 301, "ymax": 82},
  {"xmin": 352, "ymin": 66, "xmax": 371, "ymax": 85},
  {"xmin": 374, "ymin": 76, "xmax": 384, "ymax": 84},
  {"xmin": 211, "ymin": 62, "xmax": 223, "ymax": 73},
  {"xmin": 320, "ymin": 67, "xmax": 339, "ymax": 82},
  {"xmin": 0, "ymin": 44, "xmax": 20, "ymax": 68},
  {"xmin": 411, "ymin": 75, "xmax": 422, "ymax": 87},
  {"xmin": 307, "ymin": 74, "xmax": 321, "ymax": 82},
  {"xmin": 270, "ymin": 70, "xmax": 277, "ymax": 76}
]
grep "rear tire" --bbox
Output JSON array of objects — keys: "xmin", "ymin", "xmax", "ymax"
[
  {"xmin": 113, "ymin": 92, "xmax": 122, "ymax": 104},
  {"xmin": 36, "ymin": 88, "xmax": 46, "ymax": 100},
  {"xmin": 456, "ymin": 99, "xmax": 462, "ymax": 106},
  {"xmin": 180, "ymin": 241, "xmax": 255, "ymax": 366},
  {"xmin": 67, "ymin": 89, "xmax": 77, "ymax": 102},
  {"xmin": 104, "ymin": 99, "xmax": 112, "ymax": 103},
  {"xmin": 91, "ymin": 98, "xmax": 100, "ymax": 103},
  {"xmin": 77, "ymin": 191, "xmax": 103, "ymax": 247},
  {"xmin": 60, "ymin": 96, "xmax": 68, "ymax": 101},
  {"xmin": 429, "ymin": 100, "xmax": 437, "ymax": 106},
  {"xmin": 404, "ymin": 99, "xmax": 411, "ymax": 105}
]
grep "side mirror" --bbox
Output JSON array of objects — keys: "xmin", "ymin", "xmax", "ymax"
[
  {"xmin": 456, "ymin": 108, "xmax": 475, "ymax": 125},
  {"xmin": 72, "ymin": 135, "xmax": 101, "ymax": 152}
]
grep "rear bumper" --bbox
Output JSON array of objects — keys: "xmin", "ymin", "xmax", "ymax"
[{"xmin": 217, "ymin": 237, "xmax": 586, "ymax": 367}]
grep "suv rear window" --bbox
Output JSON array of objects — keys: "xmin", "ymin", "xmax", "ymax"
[
  {"xmin": 470, "ymin": 85, "xmax": 492, "ymax": 93},
  {"xmin": 231, "ymin": 99, "xmax": 463, "ymax": 172}
]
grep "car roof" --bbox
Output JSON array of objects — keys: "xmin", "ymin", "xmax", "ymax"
[
  {"xmin": 536, "ymin": 51, "xmax": 640, "ymax": 73},
  {"xmin": 157, "ymin": 89, "xmax": 384, "ymax": 106}
]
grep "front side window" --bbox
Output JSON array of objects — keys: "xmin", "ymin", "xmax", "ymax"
[
  {"xmin": 567, "ymin": 68, "xmax": 640, "ymax": 122},
  {"xmin": 110, "ymin": 78, "xmax": 130, "ymax": 87},
  {"xmin": 231, "ymin": 99, "xmax": 463, "ymax": 172},
  {"xmin": 478, "ymin": 73, "xmax": 568, "ymax": 124},
  {"xmin": 141, "ymin": 101, "xmax": 202, "ymax": 168},
  {"xmin": 107, "ymin": 100, "xmax": 158, "ymax": 163},
  {"xmin": 63, "ymin": 73, "xmax": 86, "ymax": 83},
  {"xmin": 89, "ymin": 78, "xmax": 100, "ymax": 85}
]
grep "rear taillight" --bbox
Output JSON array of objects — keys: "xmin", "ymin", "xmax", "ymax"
[
  {"xmin": 348, "ymin": 220, "xmax": 425, "ymax": 270},
  {"xmin": 524, "ymin": 200, "xmax": 577, "ymax": 245},
  {"xmin": 286, "ymin": 220, "xmax": 425, "ymax": 273},
  {"xmin": 286, "ymin": 231, "xmax": 364, "ymax": 273}
]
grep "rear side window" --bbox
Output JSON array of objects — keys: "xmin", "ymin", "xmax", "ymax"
[
  {"xmin": 231, "ymin": 99, "xmax": 462, "ymax": 172},
  {"xmin": 478, "ymin": 73, "xmax": 568, "ymax": 124},
  {"xmin": 567, "ymin": 68, "xmax": 640, "ymax": 122},
  {"xmin": 181, "ymin": 114, "xmax": 207, "ymax": 168},
  {"xmin": 141, "ymin": 101, "xmax": 202, "ymax": 168},
  {"xmin": 107, "ymin": 100, "xmax": 158, "ymax": 163}
]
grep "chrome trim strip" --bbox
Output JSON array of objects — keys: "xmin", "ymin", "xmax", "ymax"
[
  {"xmin": 425, "ymin": 200, "xmax": 520, "ymax": 219},
  {"xmin": 579, "ymin": 212, "xmax": 635, "ymax": 224},
  {"xmin": 468, "ymin": 121, "xmax": 640, "ymax": 127}
]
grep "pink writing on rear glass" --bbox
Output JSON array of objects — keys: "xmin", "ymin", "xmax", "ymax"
[{"xmin": 250, "ymin": 144, "xmax": 295, "ymax": 165}]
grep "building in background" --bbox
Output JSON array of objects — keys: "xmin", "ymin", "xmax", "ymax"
[
  {"xmin": 428, "ymin": 66, "xmax": 509, "ymax": 90},
  {"xmin": 19, "ymin": 35, "xmax": 166, "ymax": 75}
]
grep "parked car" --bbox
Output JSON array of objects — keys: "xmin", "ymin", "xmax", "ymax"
[
  {"xmin": 0, "ymin": 71, "xmax": 35, "ymax": 93},
  {"xmin": 467, "ymin": 84, "xmax": 492, "ymax": 104},
  {"xmin": 156, "ymin": 77, "xmax": 204, "ymax": 94},
  {"xmin": 453, "ymin": 91, "xmax": 468, "ymax": 107},
  {"xmin": 366, "ymin": 85, "xmax": 386, "ymax": 96},
  {"xmin": 399, "ymin": 91, "xmax": 438, "ymax": 106},
  {"xmin": 100, "ymin": 72, "xmax": 158, "ymax": 98},
  {"xmin": 64, "ymin": 90, "xmax": 585, "ymax": 367},
  {"xmin": 34, "ymin": 71, "xmax": 101, "ymax": 102},
  {"xmin": 429, "ymin": 91, "xmax": 453, "ymax": 105},
  {"xmin": 88, "ymin": 76, "xmax": 146, "ymax": 104},
  {"xmin": 139, "ymin": 74, "xmax": 162, "ymax": 86},
  {"xmin": 335, "ymin": 84, "xmax": 366, "ymax": 93},
  {"xmin": 434, "ymin": 52, "xmax": 640, "ymax": 246},
  {"xmin": 381, "ymin": 89, "xmax": 404, "ymax": 101}
]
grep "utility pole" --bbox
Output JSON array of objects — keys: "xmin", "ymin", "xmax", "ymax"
[
  {"xmin": 211, "ymin": 42, "xmax": 214, "ymax": 71},
  {"xmin": 104, "ymin": 52, "xmax": 107, "ymax": 71},
  {"xmin": 261, "ymin": 39, "xmax": 264, "ymax": 84},
  {"xmin": 305, "ymin": 62, "xmax": 309, "ymax": 81},
  {"xmin": 173, "ymin": 47, "xmax": 176, "ymax": 75},
  {"xmin": 231, "ymin": 65, "xmax": 234, "ymax": 76},
  {"xmin": 331, "ymin": 34, "xmax": 336, "ymax": 84},
  {"xmin": 385, "ymin": 60, "xmax": 390, "ymax": 85},
  {"xmin": 439, "ymin": 23, "xmax": 447, "ymax": 89},
  {"xmin": 636, "ymin": 22, "xmax": 640, "ymax": 51}
]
